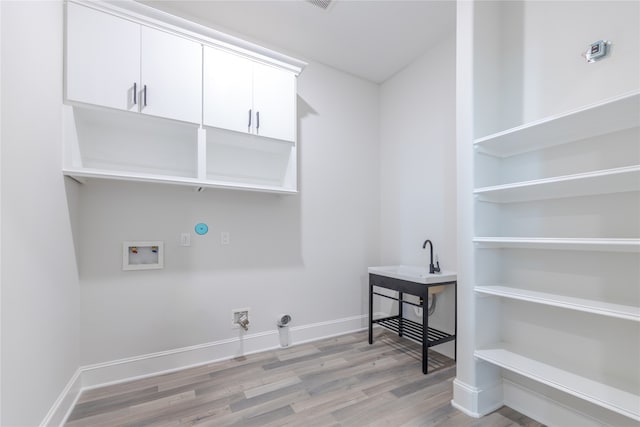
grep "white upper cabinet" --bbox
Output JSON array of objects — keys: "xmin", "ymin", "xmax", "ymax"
[
  {"xmin": 203, "ymin": 47, "xmax": 253, "ymax": 134},
  {"xmin": 63, "ymin": 1, "xmax": 305, "ymax": 194},
  {"xmin": 65, "ymin": 2, "xmax": 202, "ymax": 124},
  {"xmin": 66, "ymin": 2, "xmax": 139, "ymax": 112},
  {"xmin": 203, "ymin": 46, "xmax": 296, "ymax": 142},
  {"xmin": 253, "ymin": 62, "xmax": 296, "ymax": 142},
  {"xmin": 140, "ymin": 27, "xmax": 202, "ymax": 124}
]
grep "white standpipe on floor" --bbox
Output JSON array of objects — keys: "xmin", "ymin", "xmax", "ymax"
[{"xmin": 277, "ymin": 314, "xmax": 292, "ymax": 347}]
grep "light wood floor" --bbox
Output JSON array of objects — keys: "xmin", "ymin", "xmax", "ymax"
[{"xmin": 66, "ymin": 330, "xmax": 544, "ymax": 427}]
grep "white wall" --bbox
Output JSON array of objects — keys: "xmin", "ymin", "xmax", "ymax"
[
  {"xmin": 76, "ymin": 61, "xmax": 380, "ymax": 365},
  {"xmin": 472, "ymin": 0, "xmax": 530, "ymax": 138},
  {"xmin": 379, "ymin": 35, "xmax": 456, "ymax": 268},
  {"xmin": 1, "ymin": 2, "xmax": 81, "ymax": 426},
  {"xmin": 379, "ymin": 34, "xmax": 457, "ymax": 357},
  {"xmin": 475, "ymin": 0, "xmax": 640, "ymax": 137},
  {"xmin": 519, "ymin": 1, "xmax": 640, "ymax": 122}
]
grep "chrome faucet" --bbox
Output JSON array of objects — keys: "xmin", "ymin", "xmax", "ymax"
[{"xmin": 422, "ymin": 239, "xmax": 440, "ymax": 274}]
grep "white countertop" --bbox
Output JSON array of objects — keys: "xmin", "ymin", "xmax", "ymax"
[{"xmin": 368, "ymin": 265, "xmax": 457, "ymax": 285}]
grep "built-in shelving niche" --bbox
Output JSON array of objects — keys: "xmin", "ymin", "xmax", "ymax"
[
  {"xmin": 473, "ymin": 92, "xmax": 640, "ymax": 159},
  {"xmin": 471, "ymin": 92, "xmax": 640, "ymax": 422},
  {"xmin": 474, "ymin": 192, "xmax": 640, "ymax": 243},
  {"xmin": 474, "ymin": 298, "xmax": 640, "ymax": 422},
  {"xmin": 474, "ymin": 247, "xmax": 640, "ymax": 319}
]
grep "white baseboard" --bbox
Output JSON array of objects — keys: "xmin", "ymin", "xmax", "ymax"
[
  {"xmin": 503, "ymin": 379, "xmax": 599, "ymax": 427},
  {"xmin": 39, "ymin": 368, "xmax": 82, "ymax": 427},
  {"xmin": 451, "ymin": 378, "xmax": 503, "ymax": 418},
  {"xmin": 290, "ymin": 314, "xmax": 369, "ymax": 345},
  {"xmin": 502, "ymin": 379, "xmax": 635, "ymax": 427},
  {"xmin": 45, "ymin": 314, "xmax": 371, "ymax": 426},
  {"xmin": 453, "ymin": 376, "xmax": 634, "ymax": 427},
  {"xmin": 79, "ymin": 330, "xmax": 280, "ymax": 390},
  {"xmin": 79, "ymin": 314, "xmax": 370, "ymax": 390}
]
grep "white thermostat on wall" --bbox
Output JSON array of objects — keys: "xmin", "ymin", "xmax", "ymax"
[{"xmin": 583, "ymin": 40, "xmax": 608, "ymax": 63}]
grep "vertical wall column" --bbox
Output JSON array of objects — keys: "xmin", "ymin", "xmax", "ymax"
[{"xmin": 452, "ymin": 0, "xmax": 503, "ymax": 417}]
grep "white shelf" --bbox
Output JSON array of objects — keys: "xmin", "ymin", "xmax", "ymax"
[
  {"xmin": 474, "ymin": 92, "xmax": 640, "ymax": 157},
  {"xmin": 474, "ymin": 347, "xmax": 640, "ymax": 421},
  {"xmin": 63, "ymin": 168, "xmax": 297, "ymax": 195},
  {"xmin": 475, "ymin": 285, "xmax": 640, "ymax": 322},
  {"xmin": 473, "ymin": 237, "xmax": 640, "ymax": 253},
  {"xmin": 474, "ymin": 165, "xmax": 640, "ymax": 203}
]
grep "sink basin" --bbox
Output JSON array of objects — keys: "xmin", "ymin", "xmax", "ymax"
[{"xmin": 368, "ymin": 265, "xmax": 457, "ymax": 285}]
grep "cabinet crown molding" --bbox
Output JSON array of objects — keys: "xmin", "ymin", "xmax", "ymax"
[{"xmin": 67, "ymin": 0, "xmax": 307, "ymax": 75}]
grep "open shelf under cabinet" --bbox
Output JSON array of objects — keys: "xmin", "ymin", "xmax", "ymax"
[
  {"xmin": 63, "ymin": 105, "xmax": 299, "ymax": 195},
  {"xmin": 63, "ymin": 167, "xmax": 297, "ymax": 194}
]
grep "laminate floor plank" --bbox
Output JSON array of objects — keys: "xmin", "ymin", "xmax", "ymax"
[
  {"xmin": 389, "ymin": 365, "xmax": 456, "ymax": 398},
  {"xmin": 65, "ymin": 407, "xmax": 133, "ymax": 427},
  {"xmin": 66, "ymin": 330, "xmax": 544, "ymax": 427},
  {"xmin": 78, "ymin": 360, "xmax": 249, "ymax": 404},
  {"xmin": 291, "ymin": 388, "xmax": 370, "ymax": 416},
  {"xmin": 275, "ymin": 346, "xmax": 322, "ymax": 362},
  {"xmin": 210, "ymin": 367, "xmax": 299, "ymax": 398},
  {"xmin": 353, "ymin": 383, "xmax": 453, "ymax": 427},
  {"xmin": 262, "ymin": 344, "xmax": 356, "ymax": 371}
]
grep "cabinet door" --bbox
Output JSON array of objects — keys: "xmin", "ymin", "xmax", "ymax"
[
  {"xmin": 252, "ymin": 63, "xmax": 296, "ymax": 142},
  {"xmin": 203, "ymin": 47, "xmax": 253, "ymax": 134},
  {"xmin": 66, "ymin": 3, "xmax": 139, "ymax": 111},
  {"xmin": 140, "ymin": 27, "xmax": 202, "ymax": 124}
]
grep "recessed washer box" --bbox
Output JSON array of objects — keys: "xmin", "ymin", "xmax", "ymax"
[{"xmin": 122, "ymin": 241, "xmax": 164, "ymax": 271}]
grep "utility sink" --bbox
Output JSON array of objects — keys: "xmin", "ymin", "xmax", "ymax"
[
  {"xmin": 368, "ymin": 264, "xmax": 458, "ymax": 374},
  {"xmin": 368, "ymin": 265, "xmax": 457, "ymax": 285}
]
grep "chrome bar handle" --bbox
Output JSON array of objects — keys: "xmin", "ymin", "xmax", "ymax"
[
  {"xmin": 143, "ymin": 85, "xmax": 147, "ymax": 107},
  {"xmin": 133, "ymin": 82, "xmax": 137, "ymax": 105},
  {"xmin": 248, "ymin": 109, "xmax": 252, "ymax": 130},
  {"xmin": 256, "ymin": 111, "xmax": 260, "ymax": 131}
]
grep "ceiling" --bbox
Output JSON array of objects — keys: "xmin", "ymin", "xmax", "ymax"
[{"xmin": 140, "ymin": 0, "xmax": 456, "ymax": 83}]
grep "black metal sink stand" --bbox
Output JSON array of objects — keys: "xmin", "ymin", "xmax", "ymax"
[{"xmin": 368, "ymin": 273, "xmax": 457, "ymax": 374}]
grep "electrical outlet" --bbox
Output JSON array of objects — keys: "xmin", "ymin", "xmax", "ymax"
[
  {"xmin": 221, "ymin": 231, "xmax": 230, "ymax": 245},
  {"xmin": 180, "ymin": 233, "xmax": 191, "ymax": 246},
  {"xmin": 231, "ymin": 308, "xmax": 250, "ymax": 329}
]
